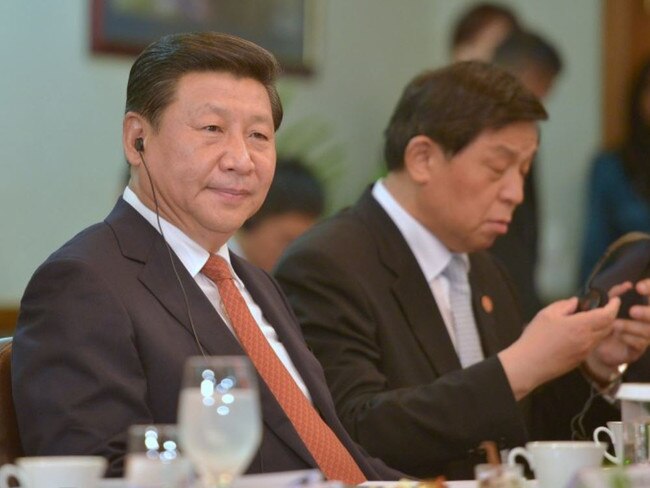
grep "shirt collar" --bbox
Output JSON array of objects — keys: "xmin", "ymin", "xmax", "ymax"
[
  {"xmin": 122, "ymin": 187, "xmax": 233, "ymax": 277},
  {"xmin": 372, "ymin": 180, "xmax": 469, "ymax": 281}
]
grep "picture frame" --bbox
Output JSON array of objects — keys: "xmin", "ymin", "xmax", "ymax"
[{"xmin": 91, "ymin": 0, "xmax": 321, "ymax": 75}]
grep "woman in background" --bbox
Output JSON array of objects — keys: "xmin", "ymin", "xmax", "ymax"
[{"xmin": 579, "ymin": 58, "xmax": 650, "ymax": 284}]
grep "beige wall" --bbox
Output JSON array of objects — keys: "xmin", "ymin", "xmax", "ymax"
[{"xmin": 0, "ymin": 1, "xmax": 601, "ymax": 304}]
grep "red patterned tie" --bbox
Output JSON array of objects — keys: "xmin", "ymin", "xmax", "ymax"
[{"xmin": 201, "ymin": 255, "xmax": 366, "ymax": 485}]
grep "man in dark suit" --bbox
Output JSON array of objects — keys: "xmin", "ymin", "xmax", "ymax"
[
  {"xmin": 11, "ymin": 32, "xmax": 399, "ymax": 483},
  {"xmin": 275, "ymin": 62, "xmax": 650, "ymax": 479}
]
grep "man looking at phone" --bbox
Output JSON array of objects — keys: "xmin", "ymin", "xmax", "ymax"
[{"xmin": 275, "ymin": 61, "xmax": 650, "ymax": 479}]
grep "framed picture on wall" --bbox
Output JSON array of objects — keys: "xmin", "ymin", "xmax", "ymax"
[{"xmin": 91, "ymin": 0, "xmax": 321, "ymax": 74}]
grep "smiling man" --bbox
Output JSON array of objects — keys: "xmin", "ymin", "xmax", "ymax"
[
  {"xmin": 275, "ymin": 62, "xmax": 650, "ymax": 480},
  {"xmin": 11, "ymin": 32, "xmax": 400, "ymax": 482}
]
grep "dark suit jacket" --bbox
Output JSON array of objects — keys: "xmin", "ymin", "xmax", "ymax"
[
  {"xmin": 275, "ymin": 188, "xmax": 618, "ymax": 480},
  {"xmin": 12, "ymin": 198, "xmax": 400, "ymax": 480}
]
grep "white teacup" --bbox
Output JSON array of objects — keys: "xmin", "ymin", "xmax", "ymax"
[
  {"xmin": 507, "ymin": 441, "xmax": 605, "ymax": 488},
  {"xmin": 593, "ymin": 421, "xmax": 624, "ymax": 465},
  {"xmin": 0, "ymin": 456, "xmax": 107, "ymax": 488}
]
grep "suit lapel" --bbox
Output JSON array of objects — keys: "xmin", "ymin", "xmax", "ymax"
[
  {"xmin": 355, "ymin": 190, "xmax": 462, "ymax": 375},
  {"xmin": 469, "ymin": 256, "xmax": 502, "ymax": 357},
  {"xmin": 107, "ymin": 200, "xmax": 316, "ymax": 465},
  {"xmin": 139, "ymin": 240, "xmax": 247, "ymax": 356},
  {"xmin": 145, "ymin": 257, "xmax": 315, "ymax": 463},
  {"xmin": 106, "ymin": 198, "xmax": 244, "ymax": 356}
]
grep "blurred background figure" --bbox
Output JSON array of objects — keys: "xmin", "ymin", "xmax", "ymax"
[
  {"xmin": 579, "ymin": 58, "xmax": 650, "ymax": 284},
  {"xmin": 230, "ymin": 158, "xmax": 325, "ymax": 272},
  {"xmin": 450, "ymin": 2, "xmax": 521, "ymax": 62},
  {"xmin": 489, "ymin": 30, "xmax": 563, "ymax": 321},
  {"xmin": 491, "ymin": 30, "xmax": 563, "ymax": 100}
]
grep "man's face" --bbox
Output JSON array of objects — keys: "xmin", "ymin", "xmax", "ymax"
[
  {"xmin": 414, "ymin": 121, "xmax": 538, "ymax": 253},
  {"xmin": 133, "ymin": 72, "xmax": 276, "ymax": 252}
]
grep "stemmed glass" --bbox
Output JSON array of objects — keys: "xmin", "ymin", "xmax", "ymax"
[{"xmin": 178, "ymin": 356, "xmax": 261, "ymax": 488}]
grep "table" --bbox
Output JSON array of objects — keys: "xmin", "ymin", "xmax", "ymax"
[
  {"xmin": 361, "ymin": 481, "xmax": 536, "ymax": 487},
  {"xmin": 101, "ymin": 476, "xmax": 537, "ymax": 487}
]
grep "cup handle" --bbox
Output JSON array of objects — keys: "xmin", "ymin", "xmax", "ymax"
[
  {"xmin": 0, "ymin": 464, "xmax": 26, "ymax": 488},
  {"xmin": 507, "ymin": 447, "xmax": 533, "ymax": 470},
  {"xmin": 593, "ymin": 426, "xmax": 619, "ymax": 464}
]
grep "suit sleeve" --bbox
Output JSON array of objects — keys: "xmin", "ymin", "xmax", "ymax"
[
  {"xmin": 275, "ymin": 246, "xmax": 527, "ymax": 476},
  {"xmin": 12, "ymin": 257, "xmax": 150, "ymax": 477}
]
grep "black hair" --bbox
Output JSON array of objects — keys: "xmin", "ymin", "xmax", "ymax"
[
  {"xmin": 493, "ymin": 30, "xmax": 563, "ymax": 77},
  {"xmin": 384, "ymin": 61, "xmax": 547, "ymax": 171},
  {"xmin": 126, "ymin": 31, "xmax": 283, "ymax": 131}
]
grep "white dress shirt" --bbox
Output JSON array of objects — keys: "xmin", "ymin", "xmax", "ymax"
[
  {"xmin": 372, "ymin": 181, "xmax": 471, "ymax": 351},
  {"xmin": 122, "ymin": 187, "xmax": 311, "ymax": 399}
]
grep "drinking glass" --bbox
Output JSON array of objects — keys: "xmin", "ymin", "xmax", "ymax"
[
  {"xmin": 475, "ymin": 463, "xmax": 525, "ymax": 487},
  {"xmin": 178, "ymin": 356, "xmax": 261, "ymax": 488},
  {"xmin": 125, "ymin": 424, "xmax": 193, "ymax": 488}
]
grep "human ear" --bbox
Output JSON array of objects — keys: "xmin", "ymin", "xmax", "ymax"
[
  {"xmin": 123, "ymin": 112, "xmax": 147, "ymax": 166},
  {"xmin": 403, "ymin": 135, "xmax": 445, "ymax": 184}
]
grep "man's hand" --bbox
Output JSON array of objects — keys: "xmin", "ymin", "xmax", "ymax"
[
  {"xmin": 584, "ymin": 279, "xmax": 650, "ymax": 383},
  {"xmin": 499, "ymin": 296, "xmax": 620, "ymax": 400}
]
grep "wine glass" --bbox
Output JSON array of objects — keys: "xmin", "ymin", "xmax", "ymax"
[{"xmin": 178, "ymin": 356, "xmax": 261, "ymax": 488}]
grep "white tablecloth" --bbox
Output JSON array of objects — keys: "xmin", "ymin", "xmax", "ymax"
[
  {"xmin": 361, "ymin": 482, "xmax": 476, "ymax": 487},
  {"xmin": 101, "ymin": 475, "xmax": 537, "ymax": 487},
  {"xmin": 361, "ymin": 481, "xmax": 537, "ymax": 487}
]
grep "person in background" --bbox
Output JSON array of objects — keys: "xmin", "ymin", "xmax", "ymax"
[
  {"xmin": 275, "ymin": 61, "xmax": 650, "ymax": 480},
  {"xmin": 579, "ymin": 58, "xmax": 650, "ymax": 284},
  {"xmin": 230, "ymin": 158, "xmax": 324, "ymax": 272},
  {"xmin": 489, "ymin": 30, "xmax": 563, "ymax": 321},
  {"xmin": 450, "ymin": 2, "xmax": 520, "ymax": 62},
  {"xmin": 491, "ymin": 30, "xmax": 562, "ymax": 102},
  {"xmin": 11, "ymin": 31, "xmax": 400, "ymax": 483}
]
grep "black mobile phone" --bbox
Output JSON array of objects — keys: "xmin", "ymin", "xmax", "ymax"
[
  {"xmin": 577, "ymin": 286, "xmax": 646, "ymax": 318},
  {"xmin": 577, "ymin": 288, "xmax": 608, "ymax": 313},
  {"xmin": 579, "ymin": 233, "xmax": 650, "ymax": 319}
]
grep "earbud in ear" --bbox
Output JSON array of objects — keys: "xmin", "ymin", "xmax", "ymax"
[{"xmin": 135, "ymin": 138, "xmax": 144, "ymax": 152}]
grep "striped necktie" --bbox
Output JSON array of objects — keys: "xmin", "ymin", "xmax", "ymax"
[
  {"xmin": 201, "ymin": 255, "xmax": 366, "ymax": 485},
  {"xmin": 444, "ymin": 254, "xmax": 484, "ymax": 368}
]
